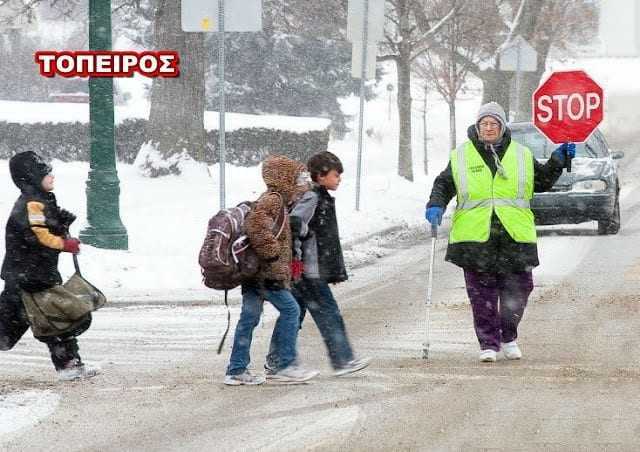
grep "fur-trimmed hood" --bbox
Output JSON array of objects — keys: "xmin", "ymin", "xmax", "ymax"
[{"xmin": 261, "ymin": 155, "xmax": 306, "ymax": 203}]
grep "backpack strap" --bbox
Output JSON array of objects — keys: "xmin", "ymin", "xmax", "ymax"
[
  {"xmin": 216, "ymin": 289, "xmax": 231, "ymax": 354},
  {"xmin": 263, "ymin": 191, "xmax": 286, "ymax": 239}
]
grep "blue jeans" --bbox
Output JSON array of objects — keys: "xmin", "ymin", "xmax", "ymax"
[
  {"xmin": 226, "ymin": 285, "xmax": 300, "ymax": 376},
  {"xmin": 286, "ymin": 278, "xmax": 354, "ymax": 369}
]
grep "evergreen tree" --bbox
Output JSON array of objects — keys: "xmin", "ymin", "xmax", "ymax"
[{"xmin": 205, "ymin": 31, "xmax": 360, "ymax": 137}]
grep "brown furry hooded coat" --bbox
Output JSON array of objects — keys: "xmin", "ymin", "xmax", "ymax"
[{"xmin": 244, "ymin": 155, "xmax": 306, "ymax": 288}]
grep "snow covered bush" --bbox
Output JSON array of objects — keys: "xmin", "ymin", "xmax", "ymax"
[{"xmin": 0, "ymin": 120, "xmax": 329, "ymax": 167}]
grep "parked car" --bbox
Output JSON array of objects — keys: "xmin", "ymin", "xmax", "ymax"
[{"xmin": 510, "ymin": 122, "xmax": 624, "ymax": 235}]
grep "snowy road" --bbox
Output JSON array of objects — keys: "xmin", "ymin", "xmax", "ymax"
[{"xmin": 1, "ymin": 144, "xmax": 640, "ymax": 450}]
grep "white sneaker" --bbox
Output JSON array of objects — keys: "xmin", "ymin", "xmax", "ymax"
[
  {"xmin": 333, "ymin": 357, "xmax": 372, "ymax": 377},
  {"xmin": 268, "ymin": 365, "xmax": 319, "ymax": 384},
  {"xmin": 57, "ymin": 360, "xmax": 100, "ymax": 382},
  {"xmin": 502, "ymin": 341, "xmax": 522, "ymax": 360},
  {"xmin": 224, "ymin": 370, "xmax": 266, "ymax": 386},
  {"xmin": 479, "ymin": 349, "xmax": 497, "ymax": 363}
]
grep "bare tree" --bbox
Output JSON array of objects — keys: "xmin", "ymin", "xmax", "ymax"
[
  {"xmin": 415, "ymin": 0, "xmax": 597, "ymax": 117},
  {"xmin": 379, "ymin": 0, "xmax": 456, "ymax": 181},
  {"xmin": 142, "ymin": 0, "xmax": 206, "ymax": 176},
  {"xmin": 414, "ymin": 0, "xmax": 479, "ymax": 150},
  {"xmin": 511, "ymin": 0, "xmax": 597, "ymax": 120}
]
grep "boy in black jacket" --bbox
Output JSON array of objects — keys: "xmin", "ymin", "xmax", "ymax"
[
  {"xmin": 0, "ymin": 151, "xmax": 98, "ymax": 381},
  {"xmin": 284, "ymin": 151, "xmax": 370, "ymax": 376}
]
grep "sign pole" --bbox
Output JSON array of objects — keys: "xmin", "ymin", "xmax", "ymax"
[
  {"xmin": 355, "ymin": 0, "xmax": 369, "ymax": 212},
  {"xmin": 218, "ymin": 0, "xmax": 226, "ymax": 209},
  {"xmin": 499, "ymin": 35, "xmax": 536, "ymax": 122},
  {"xmin": 387, "ymin": 83, "xmax": 393, "ymax": 120},
  {"xmin": 514, "ymin": 39, "xmax": 522, "ymax": 122},
  {"xmin": 423, "ymin": 84, "xmax": 428, "ymax": 175}
]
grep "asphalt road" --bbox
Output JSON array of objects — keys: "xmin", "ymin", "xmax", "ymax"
[
  {"xmin": 0, "ymin": 139, "xmax": 640, "ymax": 451},
  {"xmin": 2, "ymin": 142, "xmax": 640, "ymax": 451}
]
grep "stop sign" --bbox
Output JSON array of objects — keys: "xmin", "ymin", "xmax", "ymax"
[{"xmin": 532, "ymin": 70, "xmax": 604, "ymax": 143}]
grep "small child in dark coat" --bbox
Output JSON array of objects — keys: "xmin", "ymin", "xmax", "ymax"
[
  {"xmin": 0, "ymin": 151, "xmax": 98, "ymax": 381},
  {"xmin": 286, "ymin": 151, "xmax": 371, "ymax": 376}
]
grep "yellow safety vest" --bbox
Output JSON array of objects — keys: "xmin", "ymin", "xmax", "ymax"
[{"xmin": 449, "ymin": 140, "xmax": 536, "ymax": 244}]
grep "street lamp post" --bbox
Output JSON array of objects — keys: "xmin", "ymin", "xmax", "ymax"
[{"xmin": 80, "ymin": 0, "xmax": 128, "ymax": 249}]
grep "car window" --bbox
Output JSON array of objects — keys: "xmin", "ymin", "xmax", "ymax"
[
  {"xmin": 510, "ymin": 126, "xmax": 603, "ymax": 159},
  {"xmin": 585, "ymin": 133, "xmax": 607, "ymax": 158},
  {"xmin": 590, "ymin": 131, "xmax": 610, "ymax": 156}
]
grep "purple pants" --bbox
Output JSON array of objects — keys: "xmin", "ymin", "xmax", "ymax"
[{"xmin": 463, "ymin": 270, "xmax": 534, "ymax": 351}]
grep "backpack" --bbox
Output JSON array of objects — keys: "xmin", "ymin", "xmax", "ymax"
[
  {"xmin": 198, "ymin": 193, "xmax": 286, "ymax": 291},
  {"xmin": 199, "ymin": 193, "xmax": 286, "ymax": 354}
]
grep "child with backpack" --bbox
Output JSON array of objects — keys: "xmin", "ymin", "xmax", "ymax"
[
  {"xmin": 270, "ymin": 151, "xmax": 371, "ymax": 377},
  {"xmin": 0, "ymin": 151, "xmax": 98, "ymax": 381},
  {"xmin": 224, "ymin": 155, "xmax": 319, "ymax": 385}
]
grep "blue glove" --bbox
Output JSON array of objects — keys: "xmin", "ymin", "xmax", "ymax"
[
  {"xmin": 551, "ymin": 142, "xmax": 576, "ymax": 167},
  {"xmin": 425, "ymin": 206, "xmax": 443, "ymax": 225}
]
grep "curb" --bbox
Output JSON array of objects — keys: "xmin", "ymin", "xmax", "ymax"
[{"xmin": 106, "ymin": 223, "xmax": 413, "ymax": 307}]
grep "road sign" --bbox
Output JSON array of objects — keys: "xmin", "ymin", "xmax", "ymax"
[
  {"xmin": 532, "ymin": 70, "xmax": 604, "ymax": 144},
  {"xmin": 499, "ymin": 35, "xmax": 537, "ymax": 72},
  {"xmin": 347, "ymin": 0, "xmax": 385, "ymax": 42},
  {"xmin": 181, "ymin": 0, "xmax": 262, "ymax": 32}
]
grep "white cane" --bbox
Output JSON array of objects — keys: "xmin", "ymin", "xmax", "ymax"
[{"xmin": 422, "ymin": 223, "xmax": 438, "ymax": 359}]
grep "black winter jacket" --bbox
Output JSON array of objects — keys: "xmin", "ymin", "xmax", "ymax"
[
  {"xmin": 290, "ymin": 185, "xmax": 348, "ymax": 284},
  {"xmin": 2, "ymin": 154, "xmax": 74, "ymax": 292},
  {"xmin": 427, "ymin": 126, "xmax": 563, "ymax": 273}
]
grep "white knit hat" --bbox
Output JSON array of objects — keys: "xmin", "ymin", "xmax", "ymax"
[{"xmin": 475, "ymin": 102, "xmax": 507, "ymax": 140}]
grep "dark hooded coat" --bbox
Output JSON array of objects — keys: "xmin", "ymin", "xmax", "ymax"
[
  {"xmin": 1, "ymin": 152, "xmax": 74, "ymax": 292},
  {"xmin": 427, "ymin": 126, "xmax": 564, "ymax": 273}
]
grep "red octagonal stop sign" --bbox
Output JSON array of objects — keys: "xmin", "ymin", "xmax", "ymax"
[{"xmin": 532, "ymin": 70, "xmax": 604, "ymax": 144}]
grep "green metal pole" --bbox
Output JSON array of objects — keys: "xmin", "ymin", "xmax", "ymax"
[{"xmin": 80, "ymin": 0, "xmax": 128, "ymax": 249}]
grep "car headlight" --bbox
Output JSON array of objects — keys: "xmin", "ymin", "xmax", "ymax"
[{"xmin": 571, "ymin": 180, "xmax": 607, "ymax": 193}]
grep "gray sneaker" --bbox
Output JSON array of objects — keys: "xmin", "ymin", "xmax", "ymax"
[
  {"xmin": 501, "ymin": 341, "xmax": 522, "ymax": 360},
  {"xmin": 224, "ymin": 370, "xmax": 266, "ymax": 386},
  {"xmin": 333, "ymin": 357, "xmax": 372, "ymax": 377},
  {"xmin": 57, "ymin": 360, "xmax": 100, "ymax": 382},
  {"xmin": 268, "ymin": 365, "xmax": 319, "ymax": 384}
]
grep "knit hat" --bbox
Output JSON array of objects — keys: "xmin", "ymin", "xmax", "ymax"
[
  {"xmin": 475, "ymin": 101, "xmax": 507, "ymax": 140},
  {"xmin": 9, "ymin": 151, "xmax": 52, "ymax": 191}
]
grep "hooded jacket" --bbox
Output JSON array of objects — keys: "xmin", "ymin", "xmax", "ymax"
[
  {"xmin": 243, "ymin": 155, "xmax": 305, "ymax": 289},
  {"xmin": 1, "ymin": 152, "xmax": 74, "ymax": 292},
  {"xmin": 427, "ymin": 126, "xmax": 563, "ymax": 273}
]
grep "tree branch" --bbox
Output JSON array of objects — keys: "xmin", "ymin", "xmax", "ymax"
[{"xmin": 377, "ymin": 54, "xmax": 398, "ymax": 62}]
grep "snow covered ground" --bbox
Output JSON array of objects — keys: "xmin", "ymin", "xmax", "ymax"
[
  {"xmin": 0, "ymin": 64, "xmax": 459, "ymax": 303},
  {"xmin": 0, "ymin": 391, "xmax": 60, "ymax": 436}
]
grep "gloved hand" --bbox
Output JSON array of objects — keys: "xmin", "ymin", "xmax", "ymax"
[
  {"xmin": 551, "ymin": 142, "xmax": 576, "ymax": 168},
  {"xmin": 62, "ymin": 238, "xmax": 81, "ymax": 254},
  {"xmin": 58, "ymin": 208, "xmax": 77, "ymax": 227},
  {"xmin": 290, "ymin": 259, "xmax": 304, "ymax": 281},
  {"xmin": 425, "ymin": 206, "xmax": 443, "ymax": 225}
]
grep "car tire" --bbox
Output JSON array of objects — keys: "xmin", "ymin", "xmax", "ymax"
[{"xmin": 598, "ymin": 197, "xmax": 620, "ymax": 235}]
